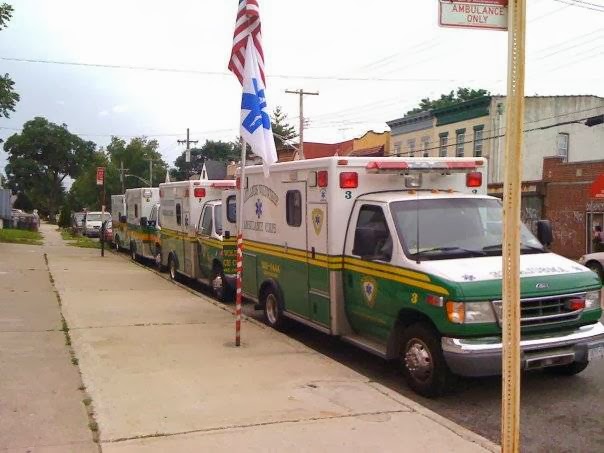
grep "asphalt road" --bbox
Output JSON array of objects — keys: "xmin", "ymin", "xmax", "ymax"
[
  {"xmin": 244, "ymin": 310, "xmax": 604, "ymax": 453},
  {"xmin": 129, "ymin": 257, "xmax": 604, "ymax": 453}
]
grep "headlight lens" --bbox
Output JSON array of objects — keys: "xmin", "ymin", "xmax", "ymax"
[
  {"xmin": 585, "ymin": 290, "xmax": 601, "ymax": 310},
  {"xmin": 445, "ymin": 301, "xmax": 496, "ymax": 324}
]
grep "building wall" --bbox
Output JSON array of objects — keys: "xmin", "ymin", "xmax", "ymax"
[
  {"xmin": 490, "ymin": 96, "xmax": 604, "ymax": 184},
  {"xmin": 542, "ymin": 156, "xmax": 604, "ymax": 258},
  {"xmin": 353, "ymin": 130, "xmax": 390, "ymax": 153},
  {"xmin": 433, "ymin": 114, "xmax": 491, "ymax": 159}
]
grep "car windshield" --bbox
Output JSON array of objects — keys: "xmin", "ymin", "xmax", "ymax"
[
  {"xmin": 87, "ymin": 213, "xmax": 111, "ymax": 222},
  {"xmin": 390, "ymin": 197, "xmax": 545, "ymax": 261}
]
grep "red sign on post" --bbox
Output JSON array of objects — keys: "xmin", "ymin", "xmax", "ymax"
[
  {"xmin": 96, "ymin": 167, "xmax": 105, "ymax": 186},
  {"xmin": 439, "ymin": 0, "xmax": 508, "ymax": 31},
  {"xmin": 590, "ymin": 175, "xmax": 604, "ymax": 199}
]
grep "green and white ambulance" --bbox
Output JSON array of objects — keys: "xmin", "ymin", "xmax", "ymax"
[
  {"xmin": 110, "ymin": 194, "xmax": 127, "ymax": 250},
  {"xmin": 159, "ymin": 180, "xmax": 237, "ymax": 300},
  {"xmin": 239, "ymin": 156, "xmax": 604, "ymax": 397},
  {"xmin": 125, "ymin": 187, "xmax": 161, "ymax": 264}
]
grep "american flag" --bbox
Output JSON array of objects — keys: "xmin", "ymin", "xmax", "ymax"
[{"xmin": 228, "ymin": 0, "xmax": 265, "ymax": 86}]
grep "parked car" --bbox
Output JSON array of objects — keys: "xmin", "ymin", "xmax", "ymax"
[
  {"xmin": 82, "ymin": 212, "xmax": 111, "ymax": 237},
  {"xmin": 579, "ymin": 252, "xmax": 604, "ymax": 281},
  {"xmin": 71, "ymin": 212, "xmax": 86, "ymax": 234}
]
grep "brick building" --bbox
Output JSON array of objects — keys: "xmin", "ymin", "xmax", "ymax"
[{"xmin": 542, "ymin": 156, "xmax": 604, "ymax": 258}]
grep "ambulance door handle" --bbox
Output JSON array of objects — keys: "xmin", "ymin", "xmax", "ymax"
[{"xmin": 311, "ymin": 247, "xmax": 315, "ymax": 259}]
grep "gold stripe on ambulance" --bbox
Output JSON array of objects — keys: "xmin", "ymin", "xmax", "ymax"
[{"xmin": 343, "ymin": 256, "xmax": 430, "ymax": 282}]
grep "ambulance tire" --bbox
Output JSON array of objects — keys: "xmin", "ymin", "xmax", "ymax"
[
  {"xmin": 168, "ymin": 254, "xmax": 180, "ymax": 282},
  {"xmin": 400, "ymin": 322, "xmax": 454, "ymax": 398},
  {"xmin": 262, "ymin": 285, "xmax": 288, "ymax": 331},
  {"xmin": 210, "ymin": 264, "xmax": 229, "ymax": 302},
  {"xmin": 130, "ymin": 242, "xmax": 139, "ymax": 262}
]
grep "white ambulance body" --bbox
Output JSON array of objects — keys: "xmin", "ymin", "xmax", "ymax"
[
  {"xmin": 239, "ymin": 156, "xmax": 604, "ymax": 397},
  {"xmin": 125, "ymin": 187, "xmax": 160, "ymax": 261},
  {"xmin": 159, "ymin": 180, "xmax": 237, "ymax": 298},
  {"xmin": 110, "ymin": 194, "xmax": 127, "ymax": 249}
]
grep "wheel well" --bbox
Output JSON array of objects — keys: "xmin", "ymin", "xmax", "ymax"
[
  {"xmin": 258, "ymin": 279, "xmax": 282, "ymax": 308},
  {"xmin": 586, "ymin": 260, "xmax": 603, "ymax": 270},
  {"xmin": 386, "ymin": 309, "xmax": 439, "ymax": 360}
]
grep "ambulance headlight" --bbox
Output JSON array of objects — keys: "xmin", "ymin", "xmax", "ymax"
[
  {"xmin": 585, "ymin": 291, "xmax": 601, "ymax": 310},
  {"xmin": 446, "ymin": 301, "xmax": 496, "ymax": 324}
]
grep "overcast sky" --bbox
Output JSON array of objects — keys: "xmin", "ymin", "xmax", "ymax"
[{"xmin": 1, "ymin": 0, "xmax": 602, "ymax": 174}]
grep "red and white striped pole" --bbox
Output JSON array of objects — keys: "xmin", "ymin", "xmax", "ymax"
[{"xmin": 235, "ymin": 137, "xmax": 247, "ymax": 347}]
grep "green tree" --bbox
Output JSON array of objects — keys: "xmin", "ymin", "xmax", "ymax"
[
  {"xmin": 171, "ymin": 140, "xmax": 239, "ymax": 181},
  {"xmin": 3, "ymin": 117, "xmax": 96, "ymax": 217},
  {"xmin": 271, "ymin": 106, "xmax": 297, "ymax": 149},
  {"xmin": 406, "ymin": 87, "xmax": 491, "ymax": 115},
  {"xmin": 0, "ymin": 3, "xmax": 20, "ymax": 120}
]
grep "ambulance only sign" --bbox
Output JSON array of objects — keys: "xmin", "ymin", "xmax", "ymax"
[{"xmin": 439, "ymin": 0, "xmax": 508, "ymax": 31}]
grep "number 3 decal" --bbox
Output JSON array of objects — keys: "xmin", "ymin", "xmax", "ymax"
[{"xmin": 345, "ymin": 191, "xmax": 352, "ymax": 199}]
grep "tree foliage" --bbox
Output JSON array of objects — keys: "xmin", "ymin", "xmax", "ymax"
[
  {"xmin": 171, "ymin": 140, "xmax": 239, "ymax": 181},
  {"xmin": 69, "ymin": 137, "xmax": 168, "ymax": 211},
  {"xmin": 3, "ymin": 117, "xmax": 95, "ymax": 217},
  {"xmin": 406, "ymin": 87, "xmax": 490, "ymax": 115},
  {"xmin": 0, "ymin": 3, "xmax": 19, "ymax": 119},
  {"xmin": 271, "ymin": 106, "xmax": 297, "ymax": 149}
]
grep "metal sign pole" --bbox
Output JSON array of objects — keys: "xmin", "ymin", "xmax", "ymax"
[
  {"xmin": 235, "ymin": 137, "xmax": 247, "ymax": 347},
  {"xmin": 501, "ymin": 1, "xmax": 526, "ymax": 451}
]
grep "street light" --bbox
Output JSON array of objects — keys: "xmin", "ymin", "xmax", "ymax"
[{"xmin": 125, "ymin": 174, "xmax": 151, "ymax": 186}]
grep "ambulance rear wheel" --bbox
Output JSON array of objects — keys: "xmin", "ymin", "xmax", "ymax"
[
  {"xmin": 263, "ymin": 286, "xmax": 287, "ymax": 331},
  {"xmin": 168, "ymin": 254, "xmax": 180, "ymax": 282},
  {"xmin": 210, "ymin": 265, "xmax": 227, "ymax": 302},
  {"xmin": 400, "ymin": 322, "xmax": 453, "ymax": 398}
]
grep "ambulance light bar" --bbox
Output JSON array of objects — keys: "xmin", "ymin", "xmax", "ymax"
[{"xmin": 366, "ymin": 160, "xmax": 481, "ymax": 173}]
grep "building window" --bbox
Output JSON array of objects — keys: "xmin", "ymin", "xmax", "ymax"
[
  {"xmin": 393, "ymin": 142, "xmax": 401, "ymax": 156},
  {"xmin": 176, "ymin": 203, "xmax": 182, "ymax": 226},
  {"xmin": 557, "ymin": 133, "xmax": 569, "ymax": 161},
  {"xmin": 407, "ymin": 139, "xmax": 416, "ymax": 157},
  {"xmin": 473, "ymin": 125, "xmax": 484, "ymax": 157},
  {"xmin": 422, "ymin": 136, "xmax": 430, "ymax": 155},
  {"xmin": 286, "ymin": 190, "xmax": 302, "ymax": 227},
  {"xmin": 456, "ymin": 129, "xmax": 465, "ymax": 157},
  {"xmin": 439, "ymin": 133, "xmax": 448, "ymax": 157}
]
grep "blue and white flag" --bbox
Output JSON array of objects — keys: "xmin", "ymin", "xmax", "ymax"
[{"xmin": 239, "ymin": 35, "xmax": 277, "ymax": 176}]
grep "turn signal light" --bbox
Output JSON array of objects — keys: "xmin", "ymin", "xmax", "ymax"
[
  {"xmin": 566, "ymin": 298, "xmax": 585, "ymax": 311},
  {"xmin": 466, "ymin": 172, "xmax": 482, "ymax": 188},
  {"xmin": 446, "ymin": 301, "xmax": 465, "ymax": 324},
  {"xmin": 194, "ymin": 188, "xmax": 206, "ymax": 198},
  {"xmin": 340, "ymin": 172, "xmax": 358, "ymax": 189},
  {"xmin": 318, "ymin": 170, "xmax": 328, "ymax": 188}
]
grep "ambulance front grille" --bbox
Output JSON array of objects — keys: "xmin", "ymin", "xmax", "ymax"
[{"xmin": 492, "ymin": 293, "xmax": 585, "ymax": 327}]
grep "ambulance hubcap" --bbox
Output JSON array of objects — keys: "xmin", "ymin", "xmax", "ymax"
[
  {"xmin": 266, "ymin": 294, "xmax": 278, "ymax": 325},
  {"xmin": 404, "ymin": 339, "xmax": 433, "ymax": 383}
]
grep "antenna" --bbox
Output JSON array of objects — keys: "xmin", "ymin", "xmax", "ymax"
[{"xmin": 415, "ymin": 190, "xmax": 420, "ymax": 264}]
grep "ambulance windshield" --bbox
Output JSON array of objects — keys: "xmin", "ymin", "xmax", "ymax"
[{"xmin": 390, "ymin": 198, "xmax": 544, "ymax": 261}]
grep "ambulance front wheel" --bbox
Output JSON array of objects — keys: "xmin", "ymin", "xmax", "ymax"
[
  {"xmin": 400, "ymin": 322, "xmax": 454, "ymax": 398},
  {"xmin": 210, "ymin": 264, "xmax": 229, "ymax": 302},
  {"xmin": 262, "ymin": 285, "xmax": 287, "ymax": 331},
  {"xmin": 168, "ymin": 254, "xmax": 180, "ymax": 282}
]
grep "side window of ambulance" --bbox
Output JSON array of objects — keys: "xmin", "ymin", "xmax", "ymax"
[
  {"xmin": 201, "ymin": 207, "xmax": 213, "ymax": 236},
  {"xmin": 286, "ymin": 190, "xmax": 302, "ymax": 227},
  {"xmin": 352, "ymin": 205, "xmax": 392, "ymax": 262},
  {"xmin": 176, "ymin": 203, "xmax": 182, "ymax": 226},
  {"xmin": 134, "ymin": 204, "xmax": 138, "ymax": 218},
  {"xmin": 226, "ymin": 195, "xmax": 237, "ymax": 223}
]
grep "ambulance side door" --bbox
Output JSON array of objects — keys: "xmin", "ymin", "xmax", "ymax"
[{"xmin": 196, "ymin": 205, "xmax": 213, "ymax": 280}]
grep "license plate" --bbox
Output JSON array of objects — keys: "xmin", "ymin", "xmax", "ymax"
[{"xmin": 588, "ymin": 345, "xmax": 604, "ymax": 361}]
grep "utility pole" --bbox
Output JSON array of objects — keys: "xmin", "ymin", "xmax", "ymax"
[
  {"xmin": 177, "ymin": 128, "xmax": 199, "ymax": 178},
  {"xmin": 119, "ymin": 161, "xmax": 129, "ymax": 193},
  {"xmin": 145, "ymin": 157, "xmax": 159, "ymax": 187},
  {"xmin": 285, "ymin": 89, "xmax": 319, "ymax": 159}
]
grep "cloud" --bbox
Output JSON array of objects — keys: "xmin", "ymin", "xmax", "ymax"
[
  {"xmin": 56, "ymin": 100, "xmax": 65, "ymax": 105},
  {"xmin": 112, "ymin": 104, "xmax": 129, "ymax": 114},
  {"xmin": 98, "ymin": 110, "xmax": 109, "ymax": 117}
]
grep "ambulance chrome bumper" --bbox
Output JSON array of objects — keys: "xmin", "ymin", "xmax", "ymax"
[{"xmin": 441, "ymin": 322, "xmax": 604, "ymax": 377}]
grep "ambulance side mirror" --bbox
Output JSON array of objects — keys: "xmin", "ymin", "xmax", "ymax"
[
  {"xmin": 224, "ymin": 230, "xmax": 230, "ymax": 239},
  {"xmin": 536, "ymin": 220, "xmax": 553, "ymax": 247},
  {"xmin": 140, "ymin": 217, "xmax": 148, "ymax": 228},
  {"xmin": 352, "ymin": 228, "xmax": 377, "ymax": 258}
]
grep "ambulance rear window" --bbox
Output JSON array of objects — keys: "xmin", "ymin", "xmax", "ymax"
[{"xmin": 286, "ymin": 190, "xmax": 302, "ymax": 227}]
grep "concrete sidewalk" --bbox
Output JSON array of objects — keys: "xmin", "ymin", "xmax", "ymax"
[
  {"xmin": 0, "ymin": 224, "xmax": 97, "ymax": 452},
  {"xmin": 39, "ymin": 224, "xmax": 499, "ymax": 452}
]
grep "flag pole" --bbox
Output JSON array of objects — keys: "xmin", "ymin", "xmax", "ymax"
[{"xmin": 235, "ymin": 137, "xmax": 246, "ymax": 347}]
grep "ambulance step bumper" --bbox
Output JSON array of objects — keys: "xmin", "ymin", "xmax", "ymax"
[{"xmin": 441, "ymin": 322, "xmax": 604, "ymax": 377}]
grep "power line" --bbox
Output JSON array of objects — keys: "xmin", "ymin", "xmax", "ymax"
[
  {"xmin": 551, "ymin": 0, "xmax": 604, "ymax": 12},
  {"xmin": 0, "ymin": 56, "xmax": 473, "ymax": 83}
]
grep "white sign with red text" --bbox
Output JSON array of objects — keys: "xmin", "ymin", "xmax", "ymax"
[{"xmin": 439, "ymin": 0, "xmax": 508, "ymax": 31}]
